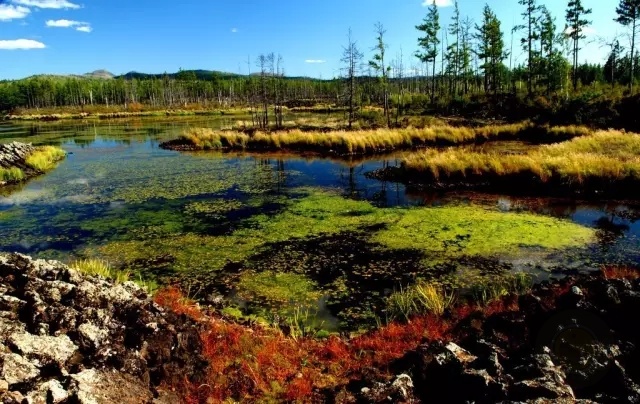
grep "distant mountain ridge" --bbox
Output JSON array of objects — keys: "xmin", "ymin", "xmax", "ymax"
[{"xmin": 15, "ymin": 69, "xmax": 326, "ymax": 82}]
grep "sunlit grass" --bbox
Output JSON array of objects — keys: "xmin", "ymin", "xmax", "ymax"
[
  {"xmin": 0, "ymin": 167, "xmax": 25, "ymax": 182},
  {"xmin": 25, "ymin": 146, "xmax": 66, "ymax": 172},
  {"xmin": 71, "ymin": 258, "xmax": 158, "ymax": 292},
  {"xmin": 402, "ymin": 130, "xmax": 640, "ymax": 182},
  {"xmin": 173, "ymin": 122, "xmax": 591, "ymax": 154},
  {"xmin": 72, "ymin": 258, "xmax": 131, "ymax": 283},
  {"xmin": 386, "ymin": 281, "xmax": 456, "ymax": 321}
]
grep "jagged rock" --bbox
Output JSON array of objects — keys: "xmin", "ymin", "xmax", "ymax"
[
  {"xmin": 0, "ymin": 253, "xmax": 208, "ymax": 403},
  {"xmin": 1, "ymin": 353, "xmax": 39, "ymax": 386},
  {"xmin": 8, "ymin": 333, "xmax": 77, "ymax": 367},
  {"xmin": 26, "ymin": 380, "xmax": 68, "ymax": 404},
  {"xmin": 71, "ymin": 369, "xmax": 153, "ymax": 404},
  {"xmin": 509, "ymin": 353, "xmax": 575, "ymax": 401},
  {"xmin": 359, "ymin": 373, "xmax": 416, "ymax": 403}
]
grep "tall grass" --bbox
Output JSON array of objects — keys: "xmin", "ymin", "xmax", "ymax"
[
  {"xmin": 402, "ymin": 130, "xmax": 640, "ymax": 183},
  {"xmin": 71, "ymin": 258, "xmax": 158, "ymax": 292},
  {"xmin": 0, "ymin": 167, "xmax": 25, "ymax": 182},
  {"xmin": 72, "ymin": 259, "xmax": 131, "ymax": 283},
  {"xmin": 25, "ymin": 146, "xmax": 66, "ymax": 172},
  {"xmin": 386, "ymin": 281, "xmax": 456, "ymax": 321},
  {"xmin": 172, "ymin": 122, "xmax": 591, "ymax": 155}
]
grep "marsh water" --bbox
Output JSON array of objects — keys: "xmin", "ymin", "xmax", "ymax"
[{"xmin": 1, "ymin": 117, "xmax": 639, "ymax": 331}]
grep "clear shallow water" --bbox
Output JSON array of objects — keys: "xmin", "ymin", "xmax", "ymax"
[{"xmin": 1, "ymin": 118, "xmax": 638, "ymax": 330}]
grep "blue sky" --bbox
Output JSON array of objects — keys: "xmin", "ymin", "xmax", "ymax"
[{"xmin": 0, "ymin": 0, "xmax": 625, "ymax": 80}]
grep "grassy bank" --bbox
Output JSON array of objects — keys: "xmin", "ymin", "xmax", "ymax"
[
  {"xmin": 400, "ymin": 130, "xmax": 640, "ymax": 184},
  {"xmin": 0, "ymin": 145, "xmax": 66, "ymax": 185},
  {"xmin": 162, "ymin": 122, "xmax": 591, "ymax": 155}
]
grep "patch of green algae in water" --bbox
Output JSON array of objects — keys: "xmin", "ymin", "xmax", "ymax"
[{"xmin": 91, "ymin": 188, "xmax": 595, "ymax": 274}]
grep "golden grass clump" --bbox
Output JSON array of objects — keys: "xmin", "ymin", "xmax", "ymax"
[
  {"xmin": 386, "ymin": 281, "xmax": 456, "ymax": 321},
  {"xmin": 178, "ymin": 121, "xmax": 588, "ymax": 154},
  {"xmin": 402, "ymin": 129, "xmax": 640, "ymax": 183},
  {"xmin": 25, "ymin": 146, "xmax": 66, "ymax": 172}
]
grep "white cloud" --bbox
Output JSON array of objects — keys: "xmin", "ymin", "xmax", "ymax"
[
  {"xmin": 422, "ymin": 0, "xmax": 453, "ymax": 7},
  {"xmin": 46, "ymin": 19, "xmax": 91, "ymax": 32},
  {"xmin": 231, "ymin": 28, "xmax": 237, "ymax": 33},
  {"xmin": 305, "ymin": 59, "xmax": 326, "ymax": 64},
  {"xmin": 0, "ymin": 39, "xmax": 46, "ymax": 50},
  {"xmin": 46, "ymin": 19, "xmax": 76, "ymax": 27},
  {"xmin": 11, "ymin": 0, "xmax": 80, "ymax": 9},
  {"xmin": 0, "ymin": 4, "xmax": 30, "ymax": 21}
]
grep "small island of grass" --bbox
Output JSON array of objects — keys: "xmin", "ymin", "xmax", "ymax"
[{"xmin": 0, "ymin": 142, "xmax": 66, "ymax": 186}]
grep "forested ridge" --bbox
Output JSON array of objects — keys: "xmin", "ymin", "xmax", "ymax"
[{"xmin": 2, "ymin": 0, "xmax": 640, "ymax": 130}]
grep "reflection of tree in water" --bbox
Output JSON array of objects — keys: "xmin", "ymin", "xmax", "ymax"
[
  {"xmin": 254, "ymin": 157, "xmax": 288, "ymax": 194},
  {"xmin": 594, "ymin": 209, "xmax": 633, "ymax": 246},
  {"xmin": 339, "ymin": 159, "xmax": 404, "ymax": 206}
]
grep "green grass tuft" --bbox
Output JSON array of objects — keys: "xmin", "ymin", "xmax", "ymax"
[{"xmin": 0, "ymin": 167, "xmax": 25, "ymax": 182}]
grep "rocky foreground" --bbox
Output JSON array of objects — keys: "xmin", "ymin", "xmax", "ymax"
[
  {"xmin": 0, "ymin": 254, "xmax": 206, "ymax": 403},
  {"xmin": 1, "ymin": 254, "xmax": 640, "ymax": 403}
]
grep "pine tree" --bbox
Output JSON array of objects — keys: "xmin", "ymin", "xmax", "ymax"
[
  {"xmin": 565, "ymin": 0, "xmax": 592, "ymax": 91},
  {"xmin": 476, "ymin": 5, "xmax": 506, "ymax": 95},
  {"xmin": 615, "ymin": 0, "xmax": 640, "ymax": 93},
  {"xmin": 416, "ymin": 1, "xmax": 441, "ymax": 103},
  {"xmin": 516, "ymin": 0, "xmax": 542, "ymax": 96}
]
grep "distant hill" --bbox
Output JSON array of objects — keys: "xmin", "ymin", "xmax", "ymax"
[
  {"xmin": 118, "ymin": 70, "xmax": 243, "ymax": 81},
  {"xmin": 83, "ymin": 70, "xmax": 115, "ymax": 79},
  {"xmin": 12, "ymin": 69, "xmax": 330, "ymax": 82}
]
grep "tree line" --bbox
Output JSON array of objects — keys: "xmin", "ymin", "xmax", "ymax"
[{"xmin": 1, "ymin": 0, "xmax": 639, "ymax": 127}]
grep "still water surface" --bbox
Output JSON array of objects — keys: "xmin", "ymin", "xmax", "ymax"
[{"xmin": 1, "ymin": 117, "xmax": 638, "ymax": 329}]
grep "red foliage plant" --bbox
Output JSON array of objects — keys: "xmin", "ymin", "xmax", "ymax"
[
  {"xmin": 154, "ymin": 287, "xmax": 522, "ymax": 403},
  {"xmin": 602, "ymin": 265, "xmax": 640, "ymax": 280}
]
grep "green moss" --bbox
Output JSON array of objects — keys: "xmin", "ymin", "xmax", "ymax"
[
  {"xmin": 373, "ymin": 204, "xmax": 595, "ymax": 259},
  {"xmin": 221, "ymin": 306, "xmax": 244, "ymax": 319},
  {"xmin": 237, "ymin": 271, "xmax": 321, "ymax": 304}
]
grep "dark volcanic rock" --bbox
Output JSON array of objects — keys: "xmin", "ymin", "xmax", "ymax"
[
  {"xmin": 0, "ymin": 253, "xmax": 207, "ymax": 403},
  {"xmin": 347, "ymin": 271, "xmax": 640, "ymax": 403}
]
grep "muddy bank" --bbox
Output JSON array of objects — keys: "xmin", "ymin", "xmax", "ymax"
[
  {"xmin": 366, "ymin": 166, "xmax": 640, "ymax": 199},
  {"xmin": 0, "ymin": 253, "xmax": 207, "ymax": 403}
]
